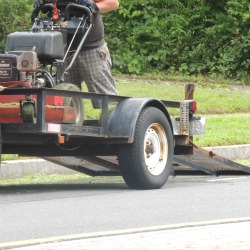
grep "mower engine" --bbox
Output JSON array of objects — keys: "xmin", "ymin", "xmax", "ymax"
[
  {"xmin": 0, "ymin": 2, "xmax": 92, "ymax": 89},
  {"xmin": 0, "ymin": 27, "xmax": 66, "ymax": 88},
  {"xmin": 0, "ymin": 52, "xmax": 38, "ymax": 87},
  {"xmin": 0, "ymin": 2, "xmax": 92, "ymax": 124}
]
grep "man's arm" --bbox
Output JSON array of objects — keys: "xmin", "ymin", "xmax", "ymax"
[{"xmin": 93, "ymin": 0, "xmax": 119, "ymax": 13}]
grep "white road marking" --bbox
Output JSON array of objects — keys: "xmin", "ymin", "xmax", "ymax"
[
  {"xmin": 207, "ymin": 177, "xmax": 248, "ymax": 182},
  {"xmin": 1, "ymin": 217, "xmax": 250, "ymax": 249}
]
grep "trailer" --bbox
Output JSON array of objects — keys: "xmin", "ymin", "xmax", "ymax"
[{"xmin": 0, "ymin": 1, "xmax": 249, "ymax": 189}]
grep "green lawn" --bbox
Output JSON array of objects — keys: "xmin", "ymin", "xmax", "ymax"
[
  {"xmin": 1, "ymin": 75, "xmax": 249, "ymax": 161},
  {"xmin": 194, "ymin": 114, "xmax": 250, "ymax": 147},
  {"xmin": 82, "ymin": 75, "xmax": 250, "ymax": 147},
  {"xmin": 114, "ymin": 76, "xmax": 250, "ymax": 116}
]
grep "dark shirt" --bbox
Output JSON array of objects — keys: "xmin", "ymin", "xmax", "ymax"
[
  {"xmin": 53, "ymin": 1, "xmax": 104, "ymax": 50},
  {"xmin": 67, "ymin": 13, "xmax": 105, "ymax": 51},
  {"xmin": 82, "ymin": 13, "xmax": 104, "ymax": 50}
]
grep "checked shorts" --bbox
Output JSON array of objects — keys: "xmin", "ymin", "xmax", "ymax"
[{"xmin": 64, "ymin": 43, "xmax": 118, "ymax": 109}]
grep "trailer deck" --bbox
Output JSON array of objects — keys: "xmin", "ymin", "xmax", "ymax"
[{"xmin": 1, "ymin": 85, "xmax": 249, "ymax": 188}]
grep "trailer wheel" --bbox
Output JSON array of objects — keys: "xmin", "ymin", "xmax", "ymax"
[
  {"xmin": 118, "ymin": 107, "xmax": 174, "ymax": 189},
  {"xmin": 22, "ymin": 102, "xmax": 36, "ymax": 123},
  {"xmin": 55, "ymin": 83, "xmax": 84, "ymax": 125}
]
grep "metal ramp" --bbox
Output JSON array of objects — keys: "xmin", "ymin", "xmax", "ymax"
[
  {"xmin": 43, "ymin": 146, "xmax": 250, "ymax": 177},
  {"xmin": 43, "ymin": 156, "xmax": 121, "ymax": 176},
  {"xmin": 173, "ymin": 147, "xmax": 250, "ymax": 176}
]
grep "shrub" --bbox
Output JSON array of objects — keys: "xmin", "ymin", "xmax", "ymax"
[{"xmin": 104, "ymin": 0, "xmax": 250, "ymax": 82}]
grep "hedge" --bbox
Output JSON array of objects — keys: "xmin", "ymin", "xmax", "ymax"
[
  {"xmin": 104, "ymin": 0, "xmax": 250, "ymax": 81},
  {"xmin": 0, "ymin": 0, "xmax": 249, "ymax": 81}
]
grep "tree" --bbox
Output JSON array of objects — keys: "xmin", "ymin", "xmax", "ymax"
[{"xmin": 0, "ymin": 0, "xmax": 33, "ymax": 52}]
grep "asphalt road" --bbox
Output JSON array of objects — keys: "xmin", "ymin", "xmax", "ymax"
[{"xmin": 1, "ymin": 175, "xmax": 250, "ymax": 248}]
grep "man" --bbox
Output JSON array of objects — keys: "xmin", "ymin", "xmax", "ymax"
[{"xmin": 34, "ymin": 0, "xmax": 119, "ymax": 108}]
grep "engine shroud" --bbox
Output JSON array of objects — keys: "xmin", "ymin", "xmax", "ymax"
[{"xmin": 5, "ymin": 31, "xmax": 66, "ymax": 63}]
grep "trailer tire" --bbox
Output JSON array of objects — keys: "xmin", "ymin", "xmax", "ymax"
[
  {"xmin": 55, "ymin": 83, "xmax": 84, "ymax": 125},
  {"xmin": 118, "ymin": 107, "xmax": 174, "ymax": 189}
]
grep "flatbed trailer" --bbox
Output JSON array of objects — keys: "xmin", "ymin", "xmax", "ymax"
[
  {"xmin": 1, "ymin": 2, "xmax": 249, "ymax": 189},
  {"xmin": 0, "ymin": 83, "xmax": 206, "ymax": 189}
]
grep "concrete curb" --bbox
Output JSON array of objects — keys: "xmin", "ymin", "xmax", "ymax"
[
  {"xmin": 0, "ymin": 159, "xmax": 75, "ymax": 179},
  {"xmin": 1, "ymin": 145, "xmax": 250, "ymax": 179},
  {"xmin": 204, "ymin": 144, "xmax": 250, "ymax": 161}
]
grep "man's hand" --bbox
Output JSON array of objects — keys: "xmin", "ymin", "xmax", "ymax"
[{"xmin": 76, "ymin": 0, "xmax": 99, "ymax": 12}]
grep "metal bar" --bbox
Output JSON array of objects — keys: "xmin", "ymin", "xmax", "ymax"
[
  {"xmin": 161, "ymin": 100, "xmax": 180, "ymax": 108},
  {"xmin": 0, "ymin": 88, "xmax": 129, "ymax": 104},
  {"xmin": 185, "ymin": 84, "xmax": 195, "ymax": 100},
  {"xmin": 100, "ymin": 96, "xmax": 109, "ymax": 135},
  {"xmin": 185, "ymin": 84, "xmax": 194, "ymax": 142},
  {"xmin": 0, "ymin": 123, "xmax": 2, "ymax": 167},
  {"xmin": 62, "ymin": 19, "xmax": 93, "ymax": 80},
  {"xmin": 179, "ymin": 101, "xmax": 189, "ymax": 135},
  {"xmin": 36, "ymin": 90, "xmax": 46, "ymax": 132}
]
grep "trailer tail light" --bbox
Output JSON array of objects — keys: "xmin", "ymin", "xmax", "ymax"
[{"xmin": 189, "ymin": 101, "xmax": 197, "ymax": 115}]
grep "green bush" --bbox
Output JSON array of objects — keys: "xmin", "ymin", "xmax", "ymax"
[
  {"xmin": 104, "ymin": 0, "xmax": 250, "ymax": 82},
  {"xmin": 0, "ymin": 0, "xmax": 33, "ymax": 52},
  {"xmin": 0, "ymin": 0, "xmax": 249, "ymax": 82}
]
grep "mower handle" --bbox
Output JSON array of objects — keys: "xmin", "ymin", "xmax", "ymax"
[
  {"xmin": 31, "ymin": 4, "xmax": 54, "ymax": 22},
  {"xmin": 31, "ymin": 3, "xmax": 92, "ymax": 23},
  {"xmin": 65, "ymin": 3, "xmax": 92, "ymax": 21}
]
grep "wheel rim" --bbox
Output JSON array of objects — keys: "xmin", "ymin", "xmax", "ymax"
[{"xmin": 144, "ymin": 123, "xmax": 168, "ymax": 176}]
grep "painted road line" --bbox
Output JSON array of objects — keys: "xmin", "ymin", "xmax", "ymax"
[
  {"xmin": 1, "ymin": 217, "xmax": 250, "ymax": 249},
  {"xmin": 207, "ymin": 177, "xmax": 248, "ymax": 182}
]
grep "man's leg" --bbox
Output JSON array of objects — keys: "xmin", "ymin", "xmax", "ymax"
[
  {"xmin": 77, "ymin": 43, "xmax": 118, "ymax": 108},
  {"xmin": 64, "ymin": 55, "xmax": 82, "ymax": 90}
]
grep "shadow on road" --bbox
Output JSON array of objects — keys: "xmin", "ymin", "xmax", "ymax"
[{"xmin": 0, "ymin": 182, "xmax": 129, "ymax": 194}]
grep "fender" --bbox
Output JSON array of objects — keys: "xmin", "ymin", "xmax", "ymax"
[{"xmin": 108, "ymin": 98, "xmax": 173, "ymax": 143}]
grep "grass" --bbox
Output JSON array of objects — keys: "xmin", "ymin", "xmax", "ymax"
[
  {"xmin": 114, "ymin": 76, "xmax": 250, "ymax": 116},
  {"xmin": 115, "ymin": 75, "xmax": 250, "ymax": 147},
  {"xmin": 194, "ymin": 114, "xmax": 250, "ymax": 147},
  {"xmin": 80, "ymin": 75, "xmax": 250, "ymax": 118},
  {"xmin": 1, "ymin": 74, "xmax": 250, "ymax": 161},
  {"xmin": 0, "ymin": 173, "xmax": 124, "ymax": 186},
  {"xmin": 81, "ymin": 75, "xmax": 250, "ymax": 147}
]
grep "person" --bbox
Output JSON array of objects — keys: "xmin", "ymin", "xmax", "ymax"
[{"xmin": 33, "ymin": 0, "xmax": 119, "ymax": 109}]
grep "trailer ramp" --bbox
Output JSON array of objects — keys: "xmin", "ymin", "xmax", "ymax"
[
  {"xmin": 43, "ymin": 146, "xmax": 250, "ymax": 177},
  {"xmin": 43, "ymin": 156, "xmax": 121, "ymax": 176},
  {"xmin": 173, "ymin": 147, "xmax": 250, "ymax": 176}
]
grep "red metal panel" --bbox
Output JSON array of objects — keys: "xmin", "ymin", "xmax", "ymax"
[
  {"xmin": 0, "ymin": 106, "xmax": 77, "ymax": 123},
  {"xmin": 0, "ymin": 95, "xmax": 64, "ymax": 106},
  {"xmin": 0, "ymin": 107, "xmax": 21, "ymax": 122}
]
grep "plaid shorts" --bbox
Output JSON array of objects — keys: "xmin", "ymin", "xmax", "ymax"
[{"xmin": 64, "ymin": 43, "xmax": 118, "ymax": 108}]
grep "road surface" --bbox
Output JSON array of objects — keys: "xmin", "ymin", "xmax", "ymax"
[{"xmin": 1, "ymin": 175, "xmax": 250, "ymax": 248}]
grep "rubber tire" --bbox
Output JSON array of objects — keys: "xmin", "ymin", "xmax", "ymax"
[
  {"xmin": 55, "ymin": 83, "xmax": 84, "ymax": 125},
  {"xmin": 22, "ymin": 102, "xmax": 36, "ymax": 123},
  {"xmin": 117, "ymin": 107, "xmax": 174, "ymax": 190}
]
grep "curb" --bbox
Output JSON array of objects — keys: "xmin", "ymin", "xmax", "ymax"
[
  {"xmin": 204, "ymin": 144, "xmax": 250, "ymax": 161},
  {"xmin": 1, "ymin": 145, "xmax": 250, "ymax": 179},
  {"xmin": 0, "ymin": 159, "xmax": 75, "ymax": 179}
]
